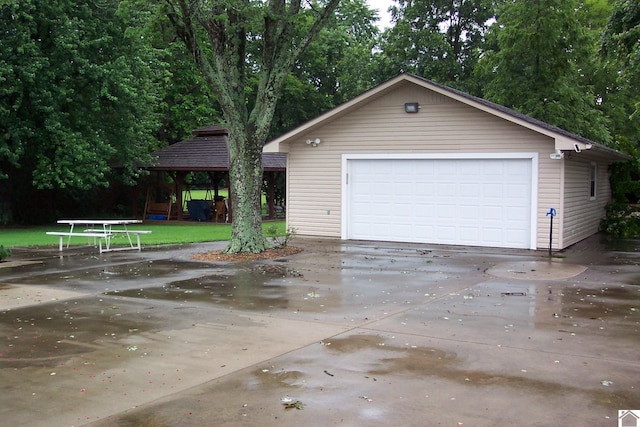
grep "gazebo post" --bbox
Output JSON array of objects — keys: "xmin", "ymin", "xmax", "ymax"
[
  {"xmin": 267, "ymin": 172, "xmax": 275, "ymax": 220},
  {"xmin": 174, "ymin": 172, "xmax": 187, "ymax": 221},
  {"xmin": 214, "ymin": 171, "xmax": 220, "ymax": 200},
  {"xmin": 226, "ymin": 173, "xmax": 232, "ymax": 223}
]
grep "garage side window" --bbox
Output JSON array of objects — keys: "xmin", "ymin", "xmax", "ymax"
[{"xmin": 589, "ymin": 163, "xmax": 597, "ymax": 200}]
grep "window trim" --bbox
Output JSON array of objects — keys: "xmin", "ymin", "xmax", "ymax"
[{"xmin": 589, "ymin": 163, "xmax": 597, "ymax": 200}]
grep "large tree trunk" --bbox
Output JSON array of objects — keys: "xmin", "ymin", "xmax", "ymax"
[
  {"xmin": 224, "ymin": 125, "xmax": 268, "ymax": 253},
  {"xmin": 168, "ymin": 0, "xmax": 341, "ymax": 253}
]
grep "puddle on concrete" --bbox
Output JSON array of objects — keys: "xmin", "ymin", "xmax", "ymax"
[
  {"xmin": 107, "ymin": 268, "xmax": 293, "ymax": 310},
  {"xmin": 248, "ymin": 368, "xmax": 306, "ymax": 389},
  {"xmin": 107, "ymin": 263, "xmax": 458, "ymax": 316},
  {"xmin": 562, "ymin": 235, "xmax": 640, "ymax": 265},
  {"xmin": 323, "ymin": 334, "xmax": 637, "ymax": 409},
  {"xmin": 604, "ymin": 238, "xmax": 640, "ymax": 253},
  {"xmin": 0, "ymin": 260, "xmax": 43, "ymax": 270},
  {"xmin": 83, "ymin": 332, "xmax": 640, "ymax": 427},
  {"xmin": 559, "ymin": 286, "xmax": 640, "ymax": 320},
  {"xmin": 0, "ymin": 297, "xmax": 159, "ymax": 368},
  {"xmin": 373, "ymin": 346, "xmax": 637, "ymax": 408},
  {"xmin": 6, "ymin": 260, "xmax": 214, "ymax": 289},
  {"xmin": 340, "ymin": 253, "xmax": 476, "ymax": 277}
]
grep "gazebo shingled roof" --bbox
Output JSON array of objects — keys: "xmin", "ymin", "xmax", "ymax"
[{"xmin": 148, "ymin": 125, "xmax": 286, "ymax": 172}]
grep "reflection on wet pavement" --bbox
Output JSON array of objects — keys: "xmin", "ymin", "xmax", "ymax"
[
  {"xmin": 560, "ymin": 286, "xmax": 640, "ymax": 320},
  {"xmin": 87, "ymin": 331, "xmax": 639, "ymax": 427},
  {"xmin": 8, "ymin": 260, "xmax": 216, "ymax": 289},
  {"xmin": 1, "ymin": 297, "xmax": 161, "ymax": 368},
  {"xmin": 108, "ymin": 270, "xmax": 293, "ymax": 310},
  {"xmin": 0, "ymin": 236, "xmax": 639, "ymax": 427}
]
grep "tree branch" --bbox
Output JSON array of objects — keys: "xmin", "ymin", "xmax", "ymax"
[{"xmin": 251, "ymin": 0, "xmax": 341, "ymax": 143}]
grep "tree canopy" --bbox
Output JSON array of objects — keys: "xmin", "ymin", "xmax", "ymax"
[
  {"xmin": 0, "ymin": 0, "xmax": 164, "ymax": 187},
  {"xmin": 602, "ymin": 0, "xmax": 640, "ymax": 122},
  {"xmin": 1, "ymin": 0, "xmax": 639, "ymax": 226},
  {"xmin": 272, "ymin": 0, "xmax": 381, "ymax": 137},
  {"xmin": 474, "ymin": 0, "xmax": 612, "ymax": 143},
  {"xmin": 162, "ymin": 0, "xmax": 341, "ymax": 253},
  {"xmin": 378, "ymin": 0, "xmax": 496, "ymax": 90},
  {"xmin": 0, "ymin": 0, "xmax": 164, "ymax": 221}
]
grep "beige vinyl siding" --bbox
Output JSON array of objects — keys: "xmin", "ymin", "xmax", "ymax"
[
  {"xmin": 537, "ymin": 157, "xmax": 563, "ymax": 249},
  {"xmin": 562, "ymin": 157, "xmax": 612, "ymax": 247},
  {"xmin": 286, "ymin": 83, "xmax": 562, "ymax": 249}
]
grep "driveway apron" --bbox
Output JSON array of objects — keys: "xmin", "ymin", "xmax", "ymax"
[{"xmin": 0, "ymin": 236, "xmax": 638, "ymax": 426}]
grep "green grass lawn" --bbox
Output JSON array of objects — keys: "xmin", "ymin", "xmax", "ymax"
[{"xmin": 0, "ymin": 221, "xmax": 286, "ymax": 248}]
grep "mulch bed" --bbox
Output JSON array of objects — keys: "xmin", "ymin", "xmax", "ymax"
[{"xmin": 192, "ymin": 246, "xmax": 303, "ymax": 262}]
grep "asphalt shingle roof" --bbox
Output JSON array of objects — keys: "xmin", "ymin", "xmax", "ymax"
[{"xmin": 148, "ymin": 125, "xmax": 286, "ymax": 171}]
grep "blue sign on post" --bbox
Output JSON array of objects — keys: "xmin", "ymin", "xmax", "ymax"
[{"xmin": 546, "ymin": 208, "xmax": 556, "ymax": 256}]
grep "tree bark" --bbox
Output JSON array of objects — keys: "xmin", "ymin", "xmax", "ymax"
[{"xmin": 224, "ymin": 122, "xmax": 268, "ymax": 253}]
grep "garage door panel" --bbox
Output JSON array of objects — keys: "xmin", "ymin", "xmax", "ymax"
[
  {"xmin": 481, "ymin": 206, "xmax": 502, "ymax": 220},
  {"xmin": 458, "ymin": 227, "xmax": 480, "ymax": 243},
  {"xmin": 506, "ymin": 181, "xmax": 529, "ymax": 194},
  {"xmin": 433, "ymin": 225, "xmax": 455, "ymax": 240},
  {"xmin": 347, "ymin": 158, "xmax": 532, "ymax": 248},
  {"xmin": 459, "ymin": 183, "xmax": 481, "ymax": 197},
  {"xmin": 483, "ymin": 183, "xmax": 504, "ymax": 197},
  {"xmin": 458, "ymin": 205, "xmax": 478, "ymax": 219},
  {"xmin": 506, "ymin": 205, "xmax": 528, "ymax": 216}
]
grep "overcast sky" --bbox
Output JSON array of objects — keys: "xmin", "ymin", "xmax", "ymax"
[{"xmin": 366, "ymin": 0, "xmax": 394, "ymax": 30}]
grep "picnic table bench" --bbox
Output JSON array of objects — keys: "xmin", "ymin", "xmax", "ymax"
[
  {"xmin": 46, "ymin": 231, "xmax": 113, "ymax": 253},
  {"xmin": 47, "ymin": 219, "xmax": 152, "ymax": 253},
  {"xmin": 83, "ymin": 228, "xmax": 152, "ymax": 252}
]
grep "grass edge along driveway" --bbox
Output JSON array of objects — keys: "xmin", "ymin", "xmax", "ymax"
[{"xmin": 0, "ymin": 221, "xmax": 286, "ymax": 248}]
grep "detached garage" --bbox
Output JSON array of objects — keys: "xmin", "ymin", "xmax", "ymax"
[{"xmin": 265, "ymin": 74, "xmax": 629, "ymax": 250}]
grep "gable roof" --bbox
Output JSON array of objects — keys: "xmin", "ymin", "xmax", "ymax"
[
  {"xmin": 267, "ymin": 73, "xmax": 629, "ymax": 161},
  {"xmin": 148, "ymin": 125, "xmax": 286, "ymax": 172}
]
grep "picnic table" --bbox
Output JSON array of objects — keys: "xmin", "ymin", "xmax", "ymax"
[{"xmin": 46, "ymin": 219, "xmax": 151, "ymax": 253}]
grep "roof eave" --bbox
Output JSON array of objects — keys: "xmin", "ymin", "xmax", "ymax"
[
  {"xmin": 267, "ymin": 73, "xmax": 630, "ymax": 162},
  {"xmin": 267, "ymin": 74, "xmax": 408, "ymax": 147}
]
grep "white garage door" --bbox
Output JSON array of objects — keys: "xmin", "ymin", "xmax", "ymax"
[{"xmin": 346, "ymin": 157, "xmax": 534, "ymax": 249}]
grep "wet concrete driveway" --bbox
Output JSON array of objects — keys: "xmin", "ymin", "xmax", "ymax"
[{"xmin": 0, "ymin": 236, "xmax": 639, "ymax": 426}]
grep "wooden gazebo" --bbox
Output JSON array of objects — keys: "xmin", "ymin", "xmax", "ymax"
[{"xmin": 144, "ymin": 125, "xmax": 286, "ymax": 222}]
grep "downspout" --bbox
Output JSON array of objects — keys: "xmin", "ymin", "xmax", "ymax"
[{"xmin": 558, "ymin": 154, "xmax": 565, "ymax": 250}]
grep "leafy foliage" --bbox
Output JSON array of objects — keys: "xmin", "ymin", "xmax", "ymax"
[
  {"xmin": 0, "ymin": 0, "xmax": 165, "ymax": 221},
  {"xmin": 0, "ymin": 244, "xmax": 10, "ymax": 262},
  {"xmin": 475, "ymin": 0, "xmax": 612, "ymax": 144},
  {"xmin": 163, "ymin": 0, "xmax": 341, "ymax": 253},
  {"xmin": 599, "ymin": 202, "xmax": 640, "ymax": 238},
  {"xmin": 0, "ymin": 1, "xmax": 160, "ymax": 188},
  {"xmin": 378, "ymin": 0, "xmax": 496, "ymax": 89},
  {"xmin": 600, "ymin": 0, "xmax": 640, "ymax": 135},
  {"xmin": 265, "ymin": 224, "xmax": 296, "ymax": 248},
  {"xmin": 118, "ymin": 0, "xmax": 223, "ymax": 144},
  {"xmin": 272, "ymin": 0, "xmax": 380, "ymax": 136},
  {"xmin": 602, "ymin": 0, "xmax": 640, "ymax": 77}
]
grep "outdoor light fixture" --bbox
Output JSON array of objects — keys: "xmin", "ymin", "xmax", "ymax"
[
  {"xmin": 306, "ymin": 138, "xmax": 321, "ymax": 147},
  {"xmin": 550, "ymin": 148, "xmax": 564, "ymax": 160},
  {"xmin": 404, "ymin": 102, "xmax": 420, "ymax": 113}
]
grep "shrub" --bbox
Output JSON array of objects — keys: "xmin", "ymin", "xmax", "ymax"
[
  {"xmin": 0, "ymin": 245, "xmax": 11, "ymax": 262},
  {"xmin": 599, "ymin": 203, "xmax": 640, "ymax": 238},
  {"xmin": 265, "ymin": 225, "xmax": 296, "ymax": 248}
]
